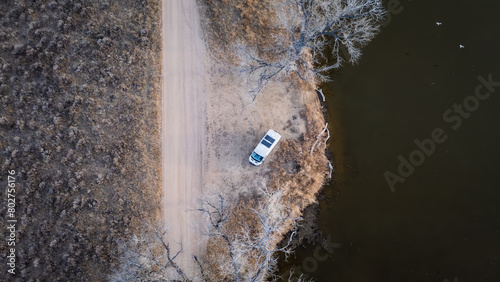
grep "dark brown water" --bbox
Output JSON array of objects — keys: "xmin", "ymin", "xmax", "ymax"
[{"xmin": 282, "ymin": 0, "xmax": 500, "ymax": 281}]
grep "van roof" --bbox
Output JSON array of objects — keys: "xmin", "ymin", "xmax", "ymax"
[
  {"xmin": 266, "ymin": 129, "xmax": 281, "ymax": 139},
  {"xmin": 254, "ymin": 129, "xmax": 281, "ymax": 157}
]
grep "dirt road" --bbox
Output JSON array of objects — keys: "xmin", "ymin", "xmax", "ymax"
[{"xmin": 161, "ymin": 0, "xmax": 206, "ymax": 274}]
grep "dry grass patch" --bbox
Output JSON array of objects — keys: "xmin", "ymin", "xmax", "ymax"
[{"xmin": 0, "ymin": 0, "xmax": 162, "ymax": 280}]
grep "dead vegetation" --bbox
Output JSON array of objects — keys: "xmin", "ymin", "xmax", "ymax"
[
  {"xmin": 237, "ymin": 0, "xmax": 386, "ymax": 93},
  {"xmin": 0, "ymin": 0, "xmax": 332, "ymax": 280},
  {"xmin": 198, "ymin": 0, "xmax": 276, "ymax": 53},
  {"xmin": 197, "ymin": 0, "xmax": 331, "ymax": 280},
  {"xmin": 0, "ymin": 0, "xmax": 161, "ymax": 280},
  {"xmin": 112, "ymin": 1, "xmax": 331, "ymax": 279},
  {"xmin": 201, "ymin": 189, "xmax": 302, "ymax": 281},
  {"xmin": 115, "ymin": 189, "xmax": 305, "ymax": 281},
  {"xmin": 268, "ymin": 103, "xmax": 329, "ymax": 214}
]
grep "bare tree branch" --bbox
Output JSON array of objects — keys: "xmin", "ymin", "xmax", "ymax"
[
  {"xmin": 231, "ymin": 189, "xmax": 302, "ymax": 281},
  {"xmin": 239, "ymin": 0, "xmax": 386, "ymax": 94},
  {"xmin": 310, "ymin": 122, "xmax": 329, "ymax": 156},
  {"xmin": 110, "ymin": 221, "xmax": 190, "ymax": 282},
  {"xmin": 316, "ymin": 88, "xmax": 326, "ymax": 102},
  {"xmin": 328, "ymin": 160, "xmax": 334, "ymax": 179},
  {"xmin": 194, "ymin": 255, "xmax": 208, "ymax": 282},
  {"xmin": 196, "ymin": 192, "xmax": 241, "ymax": 281},
  {"xmin": 113, "ymin": 190, "xmax": 303, "ymax": 281}
]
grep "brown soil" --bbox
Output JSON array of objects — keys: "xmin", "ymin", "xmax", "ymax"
[{"xmin": 0, "ymin": 1, "xmax": 162, "ymax": 280}]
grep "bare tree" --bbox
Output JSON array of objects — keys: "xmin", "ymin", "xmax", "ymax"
[
  {"xmin": 112, "ymin": 190, "xmax": 301, "ymax": 281},
  {"xmin": 288, "ymin": 269, "xmax": 312, "ymax": 282},
  {"xmin": 239, "ymin": 0, "xmax": 386, "ymax": 93},
  {"xmin": 196, "ymin": 192, "xmax": 242, "ymax": 281},
  {"xmin": 233, "ymin": 189, "xmax": 301, "ymax": 281},
  {"xmin": 195, "ymin": 190, "xmax": 301, "ymax": 281},
  {"xmin": 110, "ymin": 221, "xmax": 190, "ymax": 282}
]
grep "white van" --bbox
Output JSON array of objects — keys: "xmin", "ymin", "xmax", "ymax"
[{"xmin": 249, "ymin": 129, "xmax": 281, "ymax": 166}]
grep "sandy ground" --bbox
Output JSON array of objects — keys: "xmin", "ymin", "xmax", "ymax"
[
  {"xmin": 203, "ymin": 68, "xmax": 319, "ymax": 202},
  {"xmin": 161, "ymin": 0, "xmax": 206, "ymax": 274},
  {"xmin": 161, "ymin": 0, "xmax": 320, "ymax": 277}
]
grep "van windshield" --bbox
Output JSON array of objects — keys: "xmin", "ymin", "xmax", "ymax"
[{"xmin": 251, "ymin": 152, "xmax": 263, "ymax": 162}]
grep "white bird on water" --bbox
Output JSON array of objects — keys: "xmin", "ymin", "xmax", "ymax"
[
  {"xmin": 459, "ymin": 45, "xmax": 465, "ymax": 49},
  {"xmin": 436, "ymin": 22, "xmax": 443, "ymax": 26}
]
